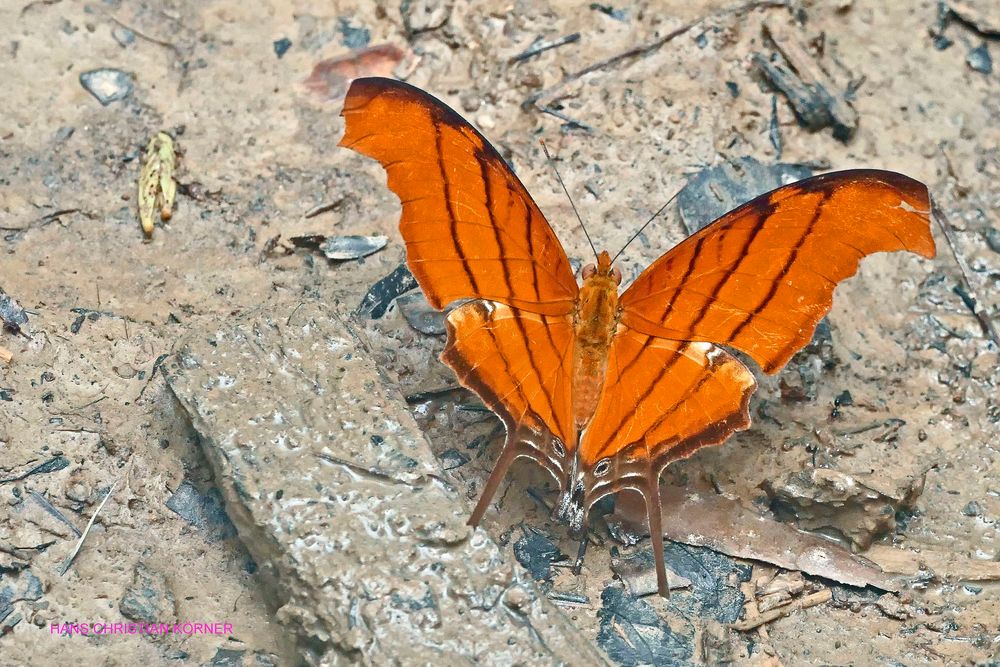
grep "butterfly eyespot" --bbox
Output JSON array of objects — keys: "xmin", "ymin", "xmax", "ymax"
[
  {"xmin": 553, "ymin": 440, "xmax": 566, "ymax": 458},
  {"xmin": 593, "ymin": 459, "xmax": 611, "ymax": 477}
]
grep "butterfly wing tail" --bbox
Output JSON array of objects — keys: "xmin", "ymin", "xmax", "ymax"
[{"xmin": 646, "ymin": 474, "xmax": 670, "ymax": 598}]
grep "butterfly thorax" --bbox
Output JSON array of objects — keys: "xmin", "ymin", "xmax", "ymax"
[{"xmin": 572, "ymin": 251, "xmax": 623, "ymax": 428}]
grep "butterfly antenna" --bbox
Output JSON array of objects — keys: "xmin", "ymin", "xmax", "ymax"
[
  {"xmin": 609, "ymin": 186, "xmax": 682, "ymax": 265},
  {"xmin": 540, "ymin": 140, "xmax": 599, "ymax": 261}
]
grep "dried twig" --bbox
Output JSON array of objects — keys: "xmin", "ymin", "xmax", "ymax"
[
  {"xmin": 304, "ymin": 198, "xmax": 345, "ymax": 219},
  {"xmin": 59, "ymin": 478, "xmax": 118, "ymax": 576},
  {"xmin": 109, "ymin": 16, "xmax": 179, "ymax": 53},
  {"xmin": 510, "ymin": 33, "xmax": 581, "ymax": 63},
  {"xmin": 537, "ymin": 106, "xmax": 594, "ymax": 132},
  {"xmin": 931, "ymin": 198, "xmax": 1000, "ymax": 348},
  {"xmin": 525, "ymin": 0, "xmax": 788, "ymax": 108},
  {"xmin": 730, "ymin": 588, "xmax": 832, "ymax": 631}
]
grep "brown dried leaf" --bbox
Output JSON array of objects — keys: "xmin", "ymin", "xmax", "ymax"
[
  {"xmin": 608, "ymin": 484, "xmax": 901, "ymax": 591},
  {"xmin": 304, "ymin": 44, "xmax": 407, "ymax": 102}
]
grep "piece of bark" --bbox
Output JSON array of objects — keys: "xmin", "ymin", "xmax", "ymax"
[
  {"xmin": 755, "ymin": 20, "xmax": 858, "ymax": 141},
  {"xmin": 731, "ymin": 589, "xmax": 832, "ymax": 632},
  {"xmin": 762, "ymin": 467, "xmax": 924, "ymax": 550},
  {"xmin": 865, "ymin": 544, "xmax": 1000, "ymax": 582}
]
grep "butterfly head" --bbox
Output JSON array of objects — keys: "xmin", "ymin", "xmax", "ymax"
[{"xmin": 581, "ymin": 250, "xmax": 622, "ymax": 285}]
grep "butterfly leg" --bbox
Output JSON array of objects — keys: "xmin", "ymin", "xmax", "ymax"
[{"xmin": 571, "ymin": 534, "xmax": 588, "ymax": 575}]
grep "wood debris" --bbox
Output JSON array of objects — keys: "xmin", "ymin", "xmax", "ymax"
[
  {"xmin": 865, "ymin": 544, "xmax": 1000, "ymax": 582},
  {"xmin": 754, "ymin": 19, "xmax": 858, "ymax": 141},
  {"xmin": 510, "ymin": 32, "xmax": 580, "ymax": 64},
  {"xmin": 731, "ymin": 588, "xmax": 832, "ymax": 632}
]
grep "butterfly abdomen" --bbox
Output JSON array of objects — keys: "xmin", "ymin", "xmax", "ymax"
[{"xmin": 572, "ymin": 269, "xmax": 620, "ymax": 427}]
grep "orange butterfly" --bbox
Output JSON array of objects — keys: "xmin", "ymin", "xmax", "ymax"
[{"xmin": 339, "ymin": 77, "xmax": 936, "ymax": 597}]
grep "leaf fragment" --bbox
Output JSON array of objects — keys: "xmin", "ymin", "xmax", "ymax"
[{"xmin": 138, "ymin": 131, "xmax": 177, "ymax": 238}]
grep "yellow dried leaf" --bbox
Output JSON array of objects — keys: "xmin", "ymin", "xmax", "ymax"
[{"xmin": 138, "ymin": 131, "xmax": 177, "ymax": 238}]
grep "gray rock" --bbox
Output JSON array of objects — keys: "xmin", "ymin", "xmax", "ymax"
[
  {"xmin": 119, "ymin": 562, "xmax": 176, "ymax": 623},
  {"xmin": 0, "ymin": 289, "xmax": 29, "ymax": 336},
  {"xmin": 319, "ymin": 234, "xmax": 386, "ymax": 260},
  {"xmin": 677, "ymin": 156, "xmax": 812, "ymax": 234},
  {"xmin": 967, "ymin": 44, "xmax": 993, "ymax": 74},
  {"xmin": 395, "ymin": 292, "xmax": 448, "ymax": 335},
  {"xmin": 164, "ymin": 298, "xmax": 602, "ymax": 666},
  {"xmin": 79, "ymin": 69, "xmax": 133, "ymax": 106},
  {"xmin": 763, "ymin": 467, "xmax": 924, "ymax": 550},
  {"xmin": 165, "ymin": 481, "xmax": 238, "ymax": 541},
  {"xmin": 112, "ymin": 26, "xmax": 135, "ymax": 47}
]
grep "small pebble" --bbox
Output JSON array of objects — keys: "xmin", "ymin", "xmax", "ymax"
[
  {"xmin": 984, "ymin": 228, "xmax": 1000, "ymax": 255},
  {"xmin": 79, "ymin": 68, "xmax": 134, "ymax": 106},
  {"xmin": 967, "ymin": 44, "xmax": 993, "ymax": 74},
  {"xmin": 338, "ymin": 18, "xmax": 371, "ymax": 49},
  {"xmin": 961, "ymin": 501, "xmax": 981, "ymax": 517},
  {"xmin": 112, "ymin": 26, "xmax": 135, "ymax": 47},
  {"xmin": 273, "ymin": 37, "xmax": 292, "ymax": 58}
]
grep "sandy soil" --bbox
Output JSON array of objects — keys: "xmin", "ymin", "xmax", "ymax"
[{"xmin": 1, "ymin": 0, "xmax": 997, "ymax": 665}]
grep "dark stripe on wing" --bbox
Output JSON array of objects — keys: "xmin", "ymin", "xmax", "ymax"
[
  {"xmin": 726, "ymin": 190, "xmax": 833, "ymax": 347},
  {"xmin": 433, "ymin": 117, "xmax": 479, "ymax": 296}
]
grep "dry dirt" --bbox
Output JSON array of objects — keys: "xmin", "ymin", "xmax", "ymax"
[{"xmin": 1, "ymin": 0, "xmax": 998, "ymax": 665}]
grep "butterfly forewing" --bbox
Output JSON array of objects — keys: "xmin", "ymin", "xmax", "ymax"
[
  {"xmin": 619, "ymin": 170, "xmax": 936, "ymax": 373},
  {"xmin": 340, "ymin": 77, "xmax": 579, "ymax": 315}
]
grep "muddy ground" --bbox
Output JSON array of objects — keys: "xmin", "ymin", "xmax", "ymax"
[{"xmin": 1, "ymin": 0, "xmax": 998, "ymax": 665}]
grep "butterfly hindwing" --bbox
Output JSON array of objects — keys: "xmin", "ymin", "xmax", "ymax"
[
  {"xmin": 441, "ymin": 301, "xmax": 576, "ymax": 525},
  {"xmin": 578, "ymin": 328, "xmax": 756, "ymax": 595}
]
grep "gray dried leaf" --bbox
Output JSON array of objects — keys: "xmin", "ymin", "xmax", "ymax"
[
  {"xmin": 396, "ymin": 292, "xmax": 447, "ymax": 335},
  {"xmin": 607, "ymin": 483, "xmax": 902, "ymax": 592},
  {"xmin": 320, "ymin": 234, "xmax": 387, "ymax": 260},
  {"xmin": 0, "ymin": 290, "xmax": 29, "ymax": 336}
]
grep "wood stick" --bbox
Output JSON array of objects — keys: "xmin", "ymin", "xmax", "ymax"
[
  {"xmin": 59, "ymin": 478, "xmax": 119, "ymax": 576},
  {"xmin": 730, "ymin": 588, "xmax": 832, "ymax": 632},
  {"xmin": 931, "ymin": 198, "xmax": 1000, "ymax": 348}
]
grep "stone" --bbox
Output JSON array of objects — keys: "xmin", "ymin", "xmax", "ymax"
[
  {"xmin": 78, "ymin": 68, "xmax": 133, "ymax": 106},
  {"xmin": 165, "ymin": 297, "xmax": 600, "ymax": 665}
]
